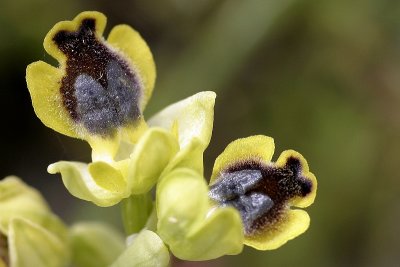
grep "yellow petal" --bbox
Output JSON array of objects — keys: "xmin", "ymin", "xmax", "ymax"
[
  {"xmin": 244, "ymin": 209, "xmax": 310, "ymax": 250},
  {"xmin": 210, "ymin": 135, "xmax": 275, "ymax": 184},
  {"xmin": 107, "ymin": 25, "xmax": 156, "ymax": 111},
  {"xmin": 128, "ymin": 128, "xmax": 179, "ymax": 194},
  {"xmin": 48, "ymin": 161, "xmax": 129, "ymax": 207},
  {"xmin": 88, "ymin": 161, "xmax": 127, "ymax": 193}
]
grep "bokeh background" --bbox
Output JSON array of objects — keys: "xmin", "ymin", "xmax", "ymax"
[{"xmin": 1, "ymin": 0, "xmax": 400, "ymax": 266}]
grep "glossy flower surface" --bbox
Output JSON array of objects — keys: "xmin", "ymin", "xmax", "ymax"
[{"xmin": 209, "ymin": 136, "xmax": 317, "ymax": 250}]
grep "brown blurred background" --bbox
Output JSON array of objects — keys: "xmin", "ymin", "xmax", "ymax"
[{"xmin": 1, "ymin": 0, "xmax": 400, "ymax": 266}]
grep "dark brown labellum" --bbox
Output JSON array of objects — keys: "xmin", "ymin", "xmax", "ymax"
[{"xmin": 209, "ymin": 156, "xmax": 312, "ymax": 235}]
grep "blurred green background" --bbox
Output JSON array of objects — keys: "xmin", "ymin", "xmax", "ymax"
[{"xmin": 1, "ymin": 0, "xmax": 400, "ymax": 266}]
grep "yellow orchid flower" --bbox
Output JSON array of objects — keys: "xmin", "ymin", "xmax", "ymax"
[
  {"xmin": 27, "ymin": 11, "xmax": 217, "ymax": 208},
  {"xmin": 26, "ymin": 11, "xmax": 155, "ymax": 161},
  {"xmin": 46, "ymin": 90, "xmax": 216, "ymax": 207},
  {"xmin": 209, "ymin": 135, "xmax": 317, "ymax": 250}
]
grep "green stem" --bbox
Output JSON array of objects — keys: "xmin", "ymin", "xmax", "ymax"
[{"xmin": 121, "ymin": 193, "xmax": 153, "ymax": 235}]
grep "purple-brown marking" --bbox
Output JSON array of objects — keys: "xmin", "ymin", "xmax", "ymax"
[
  {"xmin": 53, "ymin": 18, "xmax": 142, "ymax": 136},
  {"xmin": 209, "ymin": 156, "xmax": 313, "ymax": 235}
]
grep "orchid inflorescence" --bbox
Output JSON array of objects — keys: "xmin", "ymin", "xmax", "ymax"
[{"xmin": 1, "ymin": 11, "xmax": 317, "ymax": 267}]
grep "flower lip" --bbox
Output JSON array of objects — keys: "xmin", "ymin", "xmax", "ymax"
[
  {"xmin": 27, "ymin": 11, "xmax": 156, "ymax": 158},
  {"xmin": 52, "ymin": 17, "xmax": 143, "ymax": 136},
  {"xmin": 209, "ymin": 156, "xmax": 313, "ymax": 236}
]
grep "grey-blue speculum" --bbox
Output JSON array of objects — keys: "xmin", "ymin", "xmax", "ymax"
[
  {"xmin": 53, "ymin": 18, "xmax": 142, "ymax": 136},
  {"xmin": 209, "ymin": 156, "xmax": 312, "ymax": 235}
]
